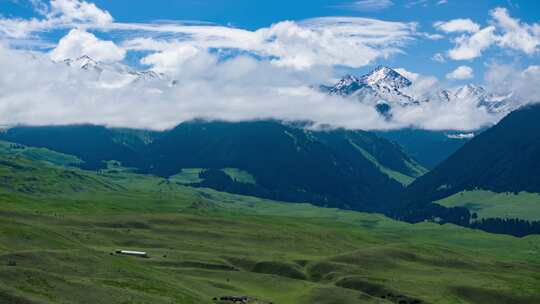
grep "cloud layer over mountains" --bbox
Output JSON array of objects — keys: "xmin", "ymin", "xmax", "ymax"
[{"xmin": 0, "ymin": 0, "xmax": 539, "ymax": 131}]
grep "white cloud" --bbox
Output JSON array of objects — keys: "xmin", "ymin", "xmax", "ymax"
[
  {"xmin": 490, "ymin": 7, "xmax": 540, "ymax": 55},
  {"xmin": 434, "ymin": 18, "xmax": 480, "ymax": 33},
  {"xmin": 431, "ymin": 52, "xmax": 446, "ymax": 62},
  {"xmin": 394, "ymin": 68, "xmax": 420, "ymax": 81},
  {"xmin": 395, "ymin": 68, "xmax": 441, "ymax": 98},
  {"xmin": 0, "ymin": 44, "xmax": 388, "ymax": 131},
  {"xmin": 0, "ymin": 1, "xmax": 526, "ymax": 132},
  {"xmin": 261, "ymin": 18, "xmax": 414, "ymax": 69},
  {"xmin": 442, "ymin": 7, "xmax": 540, "ymax": 61},
  {"xmin": 447, "ymin": 26, "xmax": 497, "ymax": 60},
  {"xmin": 48, "ymin": 0, "xmax": 113, "ymax": 26},
  {"xmin": 485, "ymin": 63, "xmax": 540, "ymax": 104},
  {"xmin": 0, "ymin": 0, "xmax": 113, "ymax": 39},
  {"xmin": 446, "ymin": 65, "xmax": 474, "ymax": 80},
  {"xmin": 391, "ymin": 96, "xmax": 494, "ymax": 131},
  {"xmin": 121, "ymin": 17, "xmax": 417, "ymax": 71},
  {"xmin": 50, "ymin": 29, "xmax": 125, "ymax": 62},
  {"xmin": 0, "ymin": 44, "xmax": 504, "ymax": 132},
  {"xmin": 338, "ymin": 0, "xmax": 394, "ymax": 11},
  {"xmin": 1, "ymin": 1, "xmax": 417, "ymax": 70}
]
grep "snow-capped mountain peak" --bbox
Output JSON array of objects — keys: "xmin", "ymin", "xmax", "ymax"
[
  {"xmin": 320, "ymin": 66, "xmax": 517, "ymax": 117},
  {"xmin": 323, "ymin": 74, "xmax": 364, "ymax": 96},
  {"xmin": 128, "ymin": 70, "xmax": 164, "ymax": 82},
  {"xmin": 64, "ymin": 55, "xmax": 102, "ymax": 72},
  {"xmin": 338, "ymin": 74, "xmax": 360, "ymax": 86},
  {"xmin": 322, "ymin": 66, "xmax": 416, "ymax": 108},
  {"xmin": 454, "ymin": 84, "xmax": 486, "ymax": 100},
  {"xmin": 361, "ymin": 66, "xmax": 412, "ymax": 89},
  {"xmin": 59, "ymin": 55, "xmax": 173, "ymax": 87},
  {"xmin": 324, "ymin": 66, "xmax": 412, "ymax": 96}
]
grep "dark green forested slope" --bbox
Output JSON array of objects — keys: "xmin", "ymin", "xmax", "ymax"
[
  {"xmin": 391, "ymin": 105, "xmax": 540, "ymax": 236},
  {"xmin": 0, "ymin": 125, "xmax": 151, "ymax": 170},
  {"xmin": 405, "ymin": 104, "xmax": 540, "ymax": 204},
  {"xmin": 1, "ymin": 121, "xmax": 427, "ymax": 212},
  {"xmin": 145, "ymin": 121, "xmax": 425, "ymax": 211}
]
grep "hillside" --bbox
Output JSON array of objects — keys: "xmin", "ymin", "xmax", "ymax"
[
  {"xmin": 0, "ymin": 121, "xmax": 427, "ymax": 212},
  {"xmin": 405, "ymin": 104, "xmax": 540, "ymax": 203},
  {"xmin": 396, "ymin": 105, "xmax": 540, "ymax": 235},
  {"xmin": 145, "ymin": 121, "xmax": 425, "ymax": 211},
  {"xmin": 0, "ymin": 151, "xmax": 539, "ymax": 304},
  {"xmin": 0, "ymin": 125, "xmax": 150, "ymax": 170}
]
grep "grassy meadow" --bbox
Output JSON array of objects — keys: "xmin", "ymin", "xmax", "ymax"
[
  {"xmin": 0, "ymin": 154, "xmax": 539, "ymax": 303},
  {"xmin": 436, "ymin": 190, "xmax": 540, "ymax": 221}
]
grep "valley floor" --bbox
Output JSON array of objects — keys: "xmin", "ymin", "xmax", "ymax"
[
  {"xmin": 436, "ymin": 190, "xmax": 540, "ymax": 221},
  {"xmin": 0, "ymin": 170, "xmax": 539, "ymax": 304}
]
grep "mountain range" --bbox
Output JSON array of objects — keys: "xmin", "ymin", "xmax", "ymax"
[
  {"xmin": 53, "ymin": 56, "xmax": 507, "ymax": 169},
  {"xmin": 62, "ymin": 55, "xmax": 171, "ymax": 87},
  {"xmin": 2, "ymin": 104, "xmax": 540, "ymax": 237},
  {"xmin": 321, "ymin": 66, "xmax": 518, "ymax": 117},
  {"xmin": 2, "ymin": 55, "xmax": 539, "ymax": 237},
  {"xmin": 60, "ymin": 56, "xmax": 519, "ymax": 120}
]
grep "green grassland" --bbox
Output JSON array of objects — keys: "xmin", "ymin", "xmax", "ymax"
[
  {"xmin": 436, "ymin": 190, "xmax": 540, "ymax": 221},
  {"xmin": 0, "ymin": 141, "xmax": 82, "ymax": 167},
  {"xmin": 170, "ymin": 168, "xmax": 256, "ymax": 185},
  {"xmin": 349, "ymin": 141, "xmax": 426, "ymax": 186},
  {"xmin": 169, "ymin": 168, "xmax": 205, "ymax": 184},
  {"xmin": 0, "ymin": 154, "xmax": 539, "ymax": 303},
  {"xmin": 222, "ymin": 168, "xmax": 256, "ymax": 184}
]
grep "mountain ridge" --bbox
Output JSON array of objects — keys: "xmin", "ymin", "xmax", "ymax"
[
  {"xmin": 322, "ymin": 66, "xmax": 518, "ymax": 116},
  {"xmin": 0, "ymin": 120, "xmax": 426, "ymax": 212},
  {"xmin": 404, "ymin": 103, "xmax": 540, "ymax": 204}
]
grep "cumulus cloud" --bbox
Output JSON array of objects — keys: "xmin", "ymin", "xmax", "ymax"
[
  {"xmin": 446, "ymin": 65, "xmax": 474, "ymax": 80},
  {"xmin": 485, "ymin": 63, "xmax": 540, "ymax": 104},
  {"xmin": 391, "ymin": 96, "xmax": 494, "ymax": 131},
  {"xmin": 0, "ymin": 43, "xmax": 504, "ymax": 132},
  {"xmin": 50, "ymin": 29, "xmax": 125, "ymax": 62},
  {"xmin": 447, "ymin": 26, "xmax": 497, "ymax": 60},
  {"xmin": 48, "ymin": 0, "xmax": 113, "ymax": 26},
  {"xmin": 442, "ymin": 7, "xmax": 540, "ymax": 60},
  {"xmin": 490, "ymin": 7, "xmax": 540, "ymax": 54},
  {"xmin": 395, "ymin": 68, "xmax": 441, "ymax": 99},
  {"xmin": 0, "ymin": 1, "xmax": 526, "ymax": 132},
  {"xmin": 431, "ymin": 52, "xmax": 446, "ymax": 62},
  {"xmin": 0, "ymin": 44, "xmax": 388, "ymax": 130},
  {"xmin": 434, "ymin": 19, "xmax": 480, "ymax": 33},
  {"xmin": 0, "ymin": 0, "xmax": 113, "ymax": 39}
]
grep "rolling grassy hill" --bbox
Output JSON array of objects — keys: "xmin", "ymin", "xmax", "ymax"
[{"xmin": 0, "ymin": 150, "xmax": 539, "ymax": 303}]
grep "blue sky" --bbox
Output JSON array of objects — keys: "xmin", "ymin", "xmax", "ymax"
[{"xmin": 1, "ymin": 0, "xmax": 539, "ymax": 83}]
